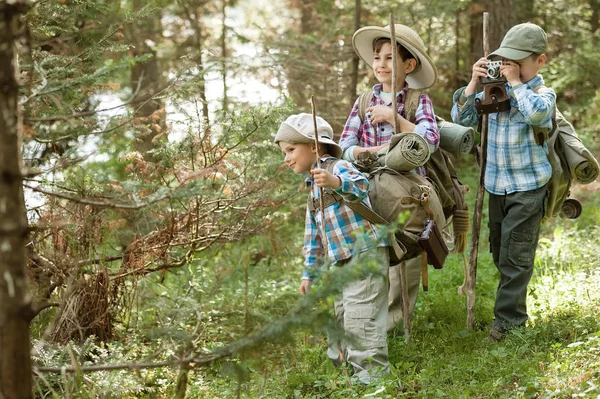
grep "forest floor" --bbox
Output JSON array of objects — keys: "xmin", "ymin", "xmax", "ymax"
[{"xmin": 32, "ymin": 157, "xmax": 600, "ymax": 398}]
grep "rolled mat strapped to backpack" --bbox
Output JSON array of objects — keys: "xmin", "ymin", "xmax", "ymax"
[
  {"xmin": 377, "ymin": 132, "xmax": 431, "ymax": 172},
  {"xmin": 532, "ymin": 86, "xmax": 600, "ymax": 222}
]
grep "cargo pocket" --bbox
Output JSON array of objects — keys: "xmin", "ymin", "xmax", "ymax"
[
  {"xmin": 488, "ymin": 223, "xmax": 501, "ymax": 263},
  {"xmin": 345, "ymin": 304, "xmax": 386, "ymax": 349},
  {"xmin": 507, "ymin": 230, "xmax": 537, "ymax": 267}
]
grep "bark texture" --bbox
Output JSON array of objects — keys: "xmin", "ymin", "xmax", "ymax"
[{"xmin": 0, "ymin": 1, "xmax": 33, "ymax": 398}]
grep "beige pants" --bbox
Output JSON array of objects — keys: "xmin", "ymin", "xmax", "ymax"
[
  {"xmin": 387, "ymin": 255, "xmax": 422, "ymax": 332},
  {"xmin": 327, "ymin": 247, "xmax": 390, "ymax": 384}
]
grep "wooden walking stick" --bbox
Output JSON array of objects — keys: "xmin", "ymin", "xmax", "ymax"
[
  {"xmin": 466, "ymin": 12, "xmax": 490, "ymax": 330},
  {"xmin": 310, "ymin": 96, "xmax": 328, "ymax": 258},
  {"xmin": 389, "ymin": 15, "xmax": 411, "ymax": 344},
  {"xmin": 310, "ymin": 95, "xmax": 351, "ymax": 382}
]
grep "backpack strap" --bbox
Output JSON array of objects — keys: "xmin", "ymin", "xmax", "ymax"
[
  {"xmin": 357, "ymin": 88, "xmax": 421, "ymax": 124},
  {"xmin": 305, "ymin": 159, "xmax": 408, "ymax": 261},
  {"xmin": 403, "ymin": 88, "xmax": 421, "ymax": 124},
  {"xmin": 532, "ymin": 85, "xmax": 557, "ymax": 146},
  {"xmin": 306, "ymin": 159, "xmax": 343, "ymax": 213}
]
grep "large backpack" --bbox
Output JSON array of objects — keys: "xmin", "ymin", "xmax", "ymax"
[
  {"xmin": 532, "ymin": 87, "xmax": 599, "ymax": 221},
  {"xmin": 307, "ymin": 159, "xmax": 446, "ymax": 266},
  {"xmin": 356, "ymin": 89, "xmax": 471, "ymax": 255}
]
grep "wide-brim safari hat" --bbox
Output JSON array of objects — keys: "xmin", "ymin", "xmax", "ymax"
[
  {"xmin": 352, "ymin": 24, "xmax": 438, "ymax": 89},
  {"xmin": 274, "ymin": 113, "xmax": 342, "ymax": 159}
]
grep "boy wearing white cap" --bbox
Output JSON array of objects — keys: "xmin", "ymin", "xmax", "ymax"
[
  {"xmin": 339, "ymin": 23, "xmax": 441, "ymax": 333},
  {"xmin": 451, "ymin": 23, "xmax": 555, "ymax": 341},
  {"xmin": 275, "ymin": 113, "xmax": 390, "ymax": 384}
]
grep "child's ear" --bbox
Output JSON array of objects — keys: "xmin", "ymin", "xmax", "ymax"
[
  {"xmin": 404, "ymin": 58, "xmax": 417, "ymax": 74},
  {"xmin": 537, "ymin": 53, "xmax": 547, "ymax": 67},
  {"xmin": 310, "ymin": 143, "xmax": 317, "ymax": 153}
]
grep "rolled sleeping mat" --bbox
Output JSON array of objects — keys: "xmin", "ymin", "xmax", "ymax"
[
  {"xmin": 377, "ymin": 132, "xmax": 431, "ymax": 172},
  {"xmin": 438, "ymin": 119, "xmax": 474, "ymax": 157},
  {"xmin": 559, "ymin": 133, "xmax": 600, "ymax": 184}
]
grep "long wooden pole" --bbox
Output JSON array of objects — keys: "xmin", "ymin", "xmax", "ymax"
[
  {"xmin": 310, "ymin": 96, "xmax": 328, "ymax": 256},
  {"xmin": 311, "ymin": 96, "xmax": 349, "ymax": 382},
  {"xmin": 467, "ymin": 12, "xmax": 490, "ymax": 330},
  {"xmin": 388, "ymin": 14, "xmax": 411, "ymax": 344}
]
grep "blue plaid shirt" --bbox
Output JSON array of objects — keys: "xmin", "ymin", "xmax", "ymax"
[
  {"xmin": 302, "ymin": 157, "xmax": 386, "ymax": 280},
  {"xmin": 339, "ymin": 83, "xmax": 439, "ymax": 176},
  {"xmin": 451, "ymin": 75, "xmax": 555, "ymax": 195}
]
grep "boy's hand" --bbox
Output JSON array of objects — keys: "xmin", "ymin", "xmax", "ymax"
[
  {"xmin": 464, "ymin": 57, "xmax": 489, "ymax": 97},
  {"xmin": 311, "ymin": 168, "xmax": 341, "ymax": 189},
  {"xmin": 299, "ymin": 279, "xmax": 311, "ymax": 295},
  {"xmin": 500, "ymin": 60, "xmax": 522, "ymax": 86},
  {"xmin": 470, "ymin": 57, "xmax": 490, "ymax": 84},
  {"xmin": 367, "ymin": 105, "xmax": 398, "ymax": 125}
]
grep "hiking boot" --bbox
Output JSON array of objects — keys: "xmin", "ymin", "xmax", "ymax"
[{"xmin": 487, "ymin": 325, "xmax": 508, "ymax": 342}]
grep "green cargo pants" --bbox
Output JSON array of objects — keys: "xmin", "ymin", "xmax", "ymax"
[{"xmin": 488, "ymin": 185, "xmax": 546, "ymax": 330}]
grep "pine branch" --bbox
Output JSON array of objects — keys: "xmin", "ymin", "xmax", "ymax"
[{"xmin": 23, "ymin": 183, "xmax": 171, "ymax": 210}]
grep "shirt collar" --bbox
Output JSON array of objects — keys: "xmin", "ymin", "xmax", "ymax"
[
  {"xmin": 373, "ymin": 83, "xmax": 409, "ymax": 103},
  {"xmin": 507, "ymin": 74, "xmax": 544, "ymax": 91}
]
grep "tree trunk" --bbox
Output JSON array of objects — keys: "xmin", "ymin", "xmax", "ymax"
[
  {"xmin": 590, "ymin": 0, "xmax": 600, "ymax": 33},
  {"xmin": 349, "ymin": 0, "xmax": 361, "ymax": 106},
  {"xmin": 469, "ymin": 0, "xmax": 516, "ymax": 65},
  {"xmin": 130, "ymin": 0, "xmax": 165, "ymax": 161},
  {"xmin": 0, "ymin": 1, "xmax": 33, "ymax": 398},
  {"xmin": 221, "ymin": 0, "xmax": 228, "ymax": 112}
]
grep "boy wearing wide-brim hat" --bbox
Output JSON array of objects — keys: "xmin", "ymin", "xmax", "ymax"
[
  {"xmin": 275, "ymin": 113, "xmax": 390, "ymax": 384},
  {"xmin": 339, "ymin": 23, "xmax": 440, "ymax": 333},
  {"xmin": 451, "ymin": 23, "xmax": 555, "ymax": 341}
]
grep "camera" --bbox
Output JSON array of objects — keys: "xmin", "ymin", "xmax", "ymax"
[
  {"xmin": 475, "ymin": 59, "xmax": 510, "ymax": 114},
  {"xmin": 481, "ymin": 60, "xmax": 505, "ymax": 84},
  {"xmin": 485, "ymin": 60, "xmax": 503, "ymax": 79}
]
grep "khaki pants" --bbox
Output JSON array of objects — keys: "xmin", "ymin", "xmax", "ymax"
[
  {"xmin": 387, "ymin": 255, "xmax": 422, "ymax": 332},
  {"xmin": 327, "ymin": 247, "xmax": 390, "ymax": 384}
]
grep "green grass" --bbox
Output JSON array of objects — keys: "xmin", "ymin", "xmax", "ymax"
[{"xmin": 32, "ymin": 157, "xmax": 600, "ymax": 398}]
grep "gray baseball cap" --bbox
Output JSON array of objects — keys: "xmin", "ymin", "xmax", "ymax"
[{"xmin": 488, "ymin": 23, "xmax": 547, "ymax": 60}]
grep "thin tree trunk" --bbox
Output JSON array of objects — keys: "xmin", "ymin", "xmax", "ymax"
[
  {"xmin": 221, "ymin": 0, "xmax": 228, "ymax": 112},
  {"xmin": 130, "ymin": 0, "xmax": 165, "ymax": 161},
  {"xmin": 590, "ymin": 0, "xmax": 600, "ymax": 33},
  {"xmin": 0, "ymin": 1, "xmax": 33, "ymax": 397},
  {"xmin": 349, "ymin": 0, "xmax": 361, "ymax": 105}
]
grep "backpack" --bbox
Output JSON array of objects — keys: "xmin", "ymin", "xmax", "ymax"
[
  {"xmin": 307, "ymin": 159, "xmax": 447, "ymax": 266},
  {"xmin": 356, "ymin": 90, "xmax": 471, "ymax": 255},
  {"xmin": 532, "ymin": 87, "xmax": 600, "ymax": 221}
]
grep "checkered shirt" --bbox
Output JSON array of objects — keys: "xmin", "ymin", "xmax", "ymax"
[
  {"xmin": 451, "ymin": 75, "xmax": 555, "ymax": 195},
  {"xmin": 339, "ymin": 83, "xmax": 439, "ymax": 176},
  {"xmin": 302, "ymin": 157, "xmax": 386, "ymax": 280}
]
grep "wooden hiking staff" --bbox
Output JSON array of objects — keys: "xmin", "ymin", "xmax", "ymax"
[
  {"xmin": 389, "ymin": 14, "xmax": 411, "ymax": 344},
  {"xmin": 310, "ymin": 96, "xmax": 328, "ymax": 257},
  {"xmin": 467, "ymin": 12, "xmax": 490, "ymax": 330},
  {"xmin": 311, "ymin": 95, "xmax": 351, "ymax": 382}
]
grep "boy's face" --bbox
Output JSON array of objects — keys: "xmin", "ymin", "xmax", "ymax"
[
  {"xmin": 279, "ymin": 141, "xmax": 317, "ymax": 174},
  {"xmin": 500, "ymin": 54, "xmax": 546, "ymax": 84},
  {"xmin": 372, "ymin": 42, "xmax": 416, "ymax": 92}
]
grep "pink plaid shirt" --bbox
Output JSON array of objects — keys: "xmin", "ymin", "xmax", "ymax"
[{"xmin": 339, "ymin": 83, "xmax": 439, "ymax": 175}]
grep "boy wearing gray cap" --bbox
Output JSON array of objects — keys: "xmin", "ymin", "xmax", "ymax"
[
  {"xmin": 451, "ymin": 23, "xmax": 555, "ymax": 341},
  {"xmin": 275, "ymin": 113, "xmax": 390, "ymax": 384}
]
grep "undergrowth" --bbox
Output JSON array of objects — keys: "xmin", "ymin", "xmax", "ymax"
[{"xmin": 31, "ymin": 159, "xmax": 600, "ymax": 398}]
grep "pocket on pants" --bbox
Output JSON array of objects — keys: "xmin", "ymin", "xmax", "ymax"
[
  {"xmin": 507, "ymin": 230, "xmax": 536, "ymax": 267},
  {"xmin": 345, "ymin": 304, "xmax": 386, "ymax": 349}
]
